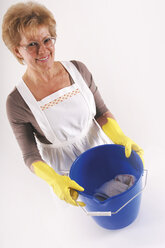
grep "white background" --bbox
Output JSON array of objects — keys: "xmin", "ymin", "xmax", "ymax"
[{"xmin": 1, "ymin": 0, "xmax": 165, "ymax": 247}]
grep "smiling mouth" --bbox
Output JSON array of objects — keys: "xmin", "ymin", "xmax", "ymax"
[{"xmin": 36, "ymin": 55, "xmax": 49, "ymax": 62}]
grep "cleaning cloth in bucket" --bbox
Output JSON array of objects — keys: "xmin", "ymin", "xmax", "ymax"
[{"xmin": 94, "ymin": 174, "xmax": 136, "ymax": 201}]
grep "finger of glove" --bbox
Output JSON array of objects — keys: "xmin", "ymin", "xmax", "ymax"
[
  {"xmin": 125, "ymin": 143, "xmax": 132, "ymax": 158},
  {"xmin": 137, "ymin": 149, "xmax": 144, "ymax": 157},
  {"xmin": 70, "ymin": 188, "xmax": 78, "ymax": 200},
  {"xmin": 52, "ymin": 185, "xmax": 79, "ymax": 205},
  {"xmin": 131, "ymin": 143, "xmax": 144, "ymax": 155},
  {"xmin": 70, "ymin": 189, "xmax": 86, "ymax": 207},
  {"xmin": 65, "ymin": 197, "xmax": 85, "ymax": 207},
  {"xmin": 64, "ymin": 190, "xmax": 78, "ymax": 206},
  {"xmin": 69, "ymin": 180, "xmax": 84, "ymax": 192},
  {"xmin": 76, "ymin": 201, "xmax": 86, "ymax": 207}
]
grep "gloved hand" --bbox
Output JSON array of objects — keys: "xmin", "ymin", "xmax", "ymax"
[
  {"xmin": 102, "ymin": 118, "xmax": 144, "ymax": 164},
  {"xmin": 32, "ymin": 161, "xmax": 85, "ymax": 206}
]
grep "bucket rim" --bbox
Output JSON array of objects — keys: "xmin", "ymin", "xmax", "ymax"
[{"xmin": 71, "ymin": 144, "xmax": 143, "ymax": 165}]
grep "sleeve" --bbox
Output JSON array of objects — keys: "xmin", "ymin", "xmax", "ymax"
[
  {"xmin": 71, "ymin": 60, "xmax": 109, "ymax": 118},
  {"xmin": 6, "ymin": 93, "xmax": 44, "ymax": 169}
]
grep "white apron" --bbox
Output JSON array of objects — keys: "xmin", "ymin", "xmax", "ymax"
[{"xmin": 16, "ymin": 61, "xmax": 111, "ymax": 175}]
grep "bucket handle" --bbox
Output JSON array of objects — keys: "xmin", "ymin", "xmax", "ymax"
[{"xmin": 76, "ymin": 169, "xmax": 148, "ymax": 217}]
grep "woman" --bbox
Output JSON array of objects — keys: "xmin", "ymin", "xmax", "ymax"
[{"xmin": 2, "ymin": 1, "xmax": 143, "ymax": 207}]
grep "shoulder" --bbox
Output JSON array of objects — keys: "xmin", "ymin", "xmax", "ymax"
[
  {"xmin": 6, "ymin": 87, "xmax": 25, "ymax": 108},
  {"xmin": 7, "ymin": 87, "xmax": 19, "ymax": 99},
  {"xmin": 6, "ymin": 87, "xmax": 29, "ymax": 122},
  {"xmin": 70, "ymin": 60, "xmax": 93, "ymax": 87},
  {"xmin": 70, "ymin": 60, "xmax": 91, "ymax": 75},
  {"xmin": 6, "ymin": 87, "xmax": 19, "ymax": 107}
]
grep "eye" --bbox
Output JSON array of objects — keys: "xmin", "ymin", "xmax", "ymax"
[
  {"xmin": 28, "ymin": 42, "xmax": 38, "ymax": 47},
  {"xmin": 44, "ymin": 37, "xmax": 51, "ymax": 44}
]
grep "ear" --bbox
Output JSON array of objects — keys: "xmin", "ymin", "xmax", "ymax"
[{"xmin": 14, "ymin": 47, "xmax": 23, "ymax": 59}]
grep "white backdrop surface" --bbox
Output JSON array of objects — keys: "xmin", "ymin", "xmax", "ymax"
[{"xmin": 0, "ymin": 1, "xmax": 165, "ymax": 248}]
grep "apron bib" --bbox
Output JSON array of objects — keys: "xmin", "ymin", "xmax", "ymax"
[{"xmin": 16, "ymin": 61, "xmax": 111, "ymax": 174}]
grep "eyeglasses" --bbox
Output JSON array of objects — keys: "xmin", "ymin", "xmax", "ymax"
[{"xmin": 20, "ymin": 37, "xmax": 56, "ymax": 55}]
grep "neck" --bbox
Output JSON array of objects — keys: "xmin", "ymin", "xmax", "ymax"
[{"xmin": 23, "ymin": 61, "xmax": 60, "ymax": 86}]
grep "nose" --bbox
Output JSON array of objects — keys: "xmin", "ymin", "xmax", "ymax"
[{"xmin": 37, "ymin": 43, "xmax": 47, "ymax": 54}]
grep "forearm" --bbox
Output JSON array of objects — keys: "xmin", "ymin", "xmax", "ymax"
[
  {"xmin": 30, "ymin": 159, "xmax": 46, "ymax": 174},
  {"xmin": 100, "ymin": 114, "xmax": 144, "ymax": 162},
  {"xmin": 96, "ymin": 111, "xmax": 116, "ymax": 128},
  {"xmin": 31, "ymin": 160, "xmax": 85, "ymax": 206}
]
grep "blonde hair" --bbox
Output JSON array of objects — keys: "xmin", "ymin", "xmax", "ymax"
[{"xmin": 2, "ymin": 1, "xmax": 57, "ymax": 64}]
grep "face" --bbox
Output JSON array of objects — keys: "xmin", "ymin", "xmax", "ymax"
[{"xmin": 15, "ymin": 25, "xmax": 55, "ymax": 73}]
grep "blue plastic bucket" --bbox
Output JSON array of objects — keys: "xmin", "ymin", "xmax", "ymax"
[{"xmin": 69, "ymin": 144, "xmax": 145, "ymax": 230}]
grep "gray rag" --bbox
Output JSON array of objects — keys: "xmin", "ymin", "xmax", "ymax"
[{"xmin": 94, "ymin": 174, "xmax": 136, "ymax": 201}]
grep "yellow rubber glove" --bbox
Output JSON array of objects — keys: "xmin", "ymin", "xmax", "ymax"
[
  {"xmin": 102, "ymin": 118, "xmax": 144, "ymax": 163},
  {"xmin": 32, "ymin": 161, "xmax": 85, "ymax": 206}
]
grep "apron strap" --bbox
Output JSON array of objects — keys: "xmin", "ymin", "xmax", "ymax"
[
  {"xmin": 60, "ymin": 61, "xmax": 96, "ymax": 118},
  {"xmin": 16, "ymin": 80, "xmax": 60, "ymax": 144}
]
